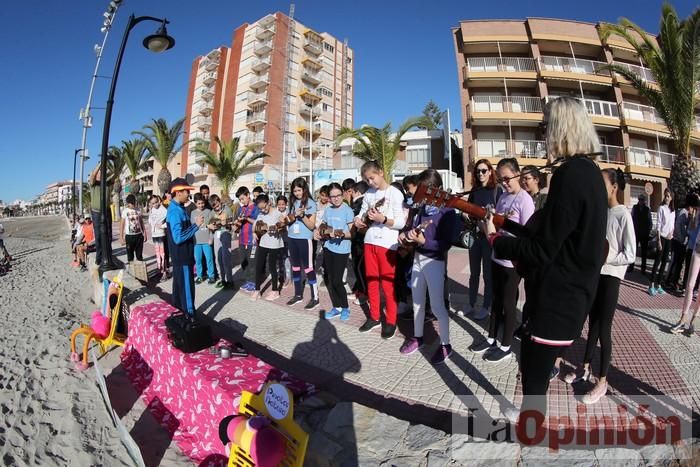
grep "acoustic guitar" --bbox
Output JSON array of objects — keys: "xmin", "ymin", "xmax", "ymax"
[
  {"xmin": 356, "ymin": 197, "xmax": 387, "ymax": 233},
  {"xmin": 398, "ymin": 219, "xmax": 433, "ymax": 256},
  {"xmin": 412, "ymin": 183, "xmax": 609, "ymax": 275}
]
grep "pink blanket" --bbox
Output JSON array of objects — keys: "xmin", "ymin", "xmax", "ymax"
[{"xmin": 121, "ymin": 300, "xmax": 314, "ymax": 466}]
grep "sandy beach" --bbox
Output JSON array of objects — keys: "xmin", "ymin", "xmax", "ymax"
[{"xmin": 0, "ymin": 216, "xmax": 189, "ymax": 466}]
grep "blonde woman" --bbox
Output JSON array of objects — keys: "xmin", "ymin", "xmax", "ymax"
[{"xmin": 483, "ymin": 96, "xmax": 608, "ymax": 426}]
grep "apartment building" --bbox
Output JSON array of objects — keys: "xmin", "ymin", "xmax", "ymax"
[
  {"xmin": 181, "ymin": 12, "xmax": 354, "ymax": 195},
  {"xmin": 453, "ymin": 18, "xmax": 700, "ymax": 207}
]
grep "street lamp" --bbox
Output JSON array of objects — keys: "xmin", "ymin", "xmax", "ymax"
[{"xmin": 98, "ymin": 14, "xmax": 175, "ymax": 276}]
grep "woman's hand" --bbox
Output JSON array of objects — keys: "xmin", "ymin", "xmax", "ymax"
[
  {"xmin": 481, "ymin": 208, "xmax": 497, "ymax": 236},
  {"xmin": 407, "ymin": 229, "xmax": 426, "ymax": 245},
  {"xmin": 354, "ymin": 217, "xmax": 367, "ymax": 230},
  {"xmin": 313, "ymin": 229, "xmax": 321, "ymax": 241},
  {"xmin": 295, "ymin": 207, "xmax": 305, "ymax": 218}
]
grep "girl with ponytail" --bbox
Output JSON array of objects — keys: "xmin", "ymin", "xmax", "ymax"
[{"xmin": 563, "ymin": 168, "xmax": 636, "ymax": 404}]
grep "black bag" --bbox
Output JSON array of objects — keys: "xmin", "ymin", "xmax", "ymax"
[{"xmin": 164, "ymin": 312, "xmax": 214, "ymax": 353}]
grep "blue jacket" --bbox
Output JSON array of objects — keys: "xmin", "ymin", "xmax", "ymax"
[
  {"xmin": 413, "ymin": 206, "xmax": 458, "ymax": 261},
  {"xmin": 166, "ymin": 199, "xmax": 199, "ymax": 265}
]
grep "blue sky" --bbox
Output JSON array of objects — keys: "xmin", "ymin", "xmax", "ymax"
[{"xmin": 0, "ymin": 0, "xmax": 695, "ymax": 202}]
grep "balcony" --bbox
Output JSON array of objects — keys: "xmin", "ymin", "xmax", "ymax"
[
  {"xmin": 203, "ymin": 59, "xmax": 218, "ymax": 72},
  {"xmin": 599, "ymin": 144, "xmax": 626, "ymax": 165},
  {"xmin": 582, "ymin": 98, "xmax": 619, "ymax": 120},
  {"xmin": 299, "ymin": 104, "xmax": 321, "ymax": 118},
  {"xmin": 197, "ymin": 116, "xmax": 212, "ymax": 131},
  {"xmin": 464, "ymin": 57, "xmax": 537, "ymax": 80},
  {"xmin": 301, "ymin": 69, "xmax": 322, "ymax": 86},
  {"xmin": 205, "ymin": 49, "xmax": 221, "ymax": 61},
  {"xmin": 246, "ymin": 111, "xmax": 267, "ymax": 128},
  {"xmin": 249, "ymin": 72, "xmax": 269, "ymax": 90},
  {"xmin": 200, "ymin": 88, "xmax": 214, "ymax": 101},
  {"xmin": 302, "ymin": 56, "xmax": 322, "ymax": 70},
  {"xmin": 612, "ymin": 61, "xmax": 656, "ymax": 84},
  {"xmin": 247, "ymin": 90, "xmax": 268, "ymax": 106},
  {"xmin": 470, "ymin": 96, "xmax": 543, "ymax": 124},
  {"xmin": 299, "ymin": 144, "xmax": 321, "ymax": 156},
  {"xmin": 255, "ymin": 24, "xmax": 275, "ymax": 41},
  {"xmin": 303, "ymin": 39, "xmax": 323, "ymax": 56},
  {"xmin": 196, "ymin": 101, "xmax": 213, "ymax": 116},
  {"xmin": 254, "ymin": 39, "xmax": 273, "ymax": 56},
  {"xmin": 202, "ymin": 72, "xmax": 217, "ymax": 86},
  {"xmin": 628, "ymin": 146, "xmax": 674, "ymax": 170},
  {"xmin": 300, "ymin": 87, "xmax": 322, "ymax": 103},
  {"xmin": 251, "ymin": 56, "xmax": 271, "ymax": 72},
  {"xmin": 297, "ymin": 122, "xmax": 322, "ymax": 137},
  {"xmin": 244, "ymin": 131, "xmax": 265, "ymax": 147},
  {"xmin": 474, "ymin": 139, "xmax": 547, "ymax": 159},
  {"xmin": 622, "ymin": 102, "xmax": 667, "ymax": 133},
  {"xmin": 539, "ymin": 56, "xmax": 611, "ymax": 82}
]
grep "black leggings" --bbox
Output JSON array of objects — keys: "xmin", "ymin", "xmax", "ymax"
[
  {"xmin": 488, "ymin": 262, "xmax": 520, "ymax": 348},
  {"xmin": 583, "ymin": 274, "xmax": 620, "ymax": 378},
  {"xmin": 288, "ymin": 237, "xmax": 317, "ymax": 299},
  {"xmin": 650, "ymin": 237, "xmax": 672, "ymax": 285},
  {"xmin": 324, "ymin": 249, "xmax": 349, "ymax": 309},
  {"xmin": 125, "ymin": 234, "xmax": 144, "ymax": 261},
  {"xmin": 255, "ymin": 247, "xmax": 281, "ymax": 291},
  {"xmin": 519, "ymin": 337, "xmax": 562, "ymax": 431}
]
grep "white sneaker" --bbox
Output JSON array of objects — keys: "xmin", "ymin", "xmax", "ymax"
[{"xmin": 473, "ymin": 307, "xmax": 490, "ymax": 320}]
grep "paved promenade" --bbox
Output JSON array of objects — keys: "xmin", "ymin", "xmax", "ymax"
[{"xmin": 118, "ymin": 228, "xmax": 700, "ymax": 434}]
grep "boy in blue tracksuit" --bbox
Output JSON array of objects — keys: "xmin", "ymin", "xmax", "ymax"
[{"xmin": 166, "ymin": 178, "xmax": 204, "ymax": 316}]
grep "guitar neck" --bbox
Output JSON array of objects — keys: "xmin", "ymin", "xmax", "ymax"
[{"xmin": 441, "ymin": 197, "xmax": 531, "ymax": 238}]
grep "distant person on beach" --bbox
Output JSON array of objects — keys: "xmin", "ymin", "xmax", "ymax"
[
  {"xmin": 0, "ymin": 222, "xmax": 12, "ymax": 261},
  {"xmin": 191, "ymin": 193, "xmax": 216, "ymax": 285},
  {"xmin": 166, "ymin": 178, "xmax": 203, "ymax": 316},
  {"xmin": 120, "ymin": 194, "xmax": 147, "ymax": 266},
  {"xmin": 75, "ymin": 217, "xmax": 96, "ymax": 272},
  {"xmin": 148, "ymin": 195, "xmax": 169, "ymax": 280}
]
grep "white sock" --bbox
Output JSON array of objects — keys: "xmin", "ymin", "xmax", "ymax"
[
  {"xmin": 500, "ymin": 345, "xmax": 510, "ymax": 352},
  {"xmin": 486, "ymin": 337, "xmax": 495, "ymax": 345}
]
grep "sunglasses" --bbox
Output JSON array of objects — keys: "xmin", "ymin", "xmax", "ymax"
[{"xmin": 476, "ymin": 168, "xmax": 490, "ymax": 175}]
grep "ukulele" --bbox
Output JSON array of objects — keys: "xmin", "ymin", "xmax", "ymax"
[
  {"xmin": 412, "ymin": 183, "xmax": 609, "ymax": 275},
  {"xmin": 398, "ymin": 219, "xmax": 433, "ymax": 255},
  {"xmin": 357, "ymin": 197, "xmax": 387, "ymax": 233},
  {"xmin": 254, "ymin": 219, "xmax": 287, "ymax": 237},
  {"xmin": 318, "ymin": 222, "xmax": 345, "ymax": 240}
]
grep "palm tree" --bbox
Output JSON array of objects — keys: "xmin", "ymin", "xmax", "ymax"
[
  {"xmin": 335, "ymin": 116, "xmax": 435, "ymax": 175},
  {"xmin": 133, "ymin": 117, "xmax": 185, "ymax": 195},
  {"xmin": 121, "ymin": 138, "xmax": 148, "ymax": 197},
  {"xmin": 191, "ymin": 136, "xmax": 269, "ymax": 201},
  {"xmin": 599, "ymin": 3, "xmax": 700, "ymax": 203},
  {"xmin": 107, "ymin": 145, "xmax": 126, "ymax": 214}
]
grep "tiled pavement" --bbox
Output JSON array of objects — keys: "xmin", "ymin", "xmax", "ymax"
[{"xmin": 117, "ymin": 232, "xmax": 699, "ymax": 435}]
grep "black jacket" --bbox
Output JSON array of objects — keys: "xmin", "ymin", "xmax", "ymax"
[
  {"xmin": 493, "ymin": 157, "xmax": 608, "ymax": 341},
  {"xmin": 631, "ymin": 203, "xmax": 652, "ymax": 237}
]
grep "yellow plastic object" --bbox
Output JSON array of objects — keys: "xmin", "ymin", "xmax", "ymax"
[
  {"xmin": 70, "ymin": 274, "xmax": 126, "ymax": 369},
  {"xmin": 228, "ymin": 382, "xmax": 308, "ymax": 467}
]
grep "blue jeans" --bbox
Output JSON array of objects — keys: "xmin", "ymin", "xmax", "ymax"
[
  {"xmin": 468, "ymin": 233, "xmax": 493, "ymax": 309},
  {"xmin": 194, "ymin": 243, "xmax": 215, "ymax": 279}
]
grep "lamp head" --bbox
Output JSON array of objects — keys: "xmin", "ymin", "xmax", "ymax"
[{"xmin": 143, "ymin": 20, "xmax": 175, "ymax": 53}]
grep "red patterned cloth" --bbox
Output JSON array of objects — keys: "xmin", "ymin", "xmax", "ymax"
[{"xmin": 121, "ymin": 300, "xmax": 314, "ymax": 466}]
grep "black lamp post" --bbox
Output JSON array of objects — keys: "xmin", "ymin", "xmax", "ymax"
[{"xmin": 98, "ymin": 14, "xmax": 175, "ymax": 277}]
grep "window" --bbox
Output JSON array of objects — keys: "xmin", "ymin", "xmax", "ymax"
[
  {"xmin": 323, "ymin": 103, "xmax": 329, "ymax": 112},
  {"xmin": 346, "ymin": 57, "xmax": 352, "ymax": 64},
  {"xmin": 319, "ymin": 88, "xmax": 333, "ymax": 97},
  {"xmin": 324, "ymin": 43, "xmax": 334, "ymax": 53},
  {"xmin": 406, "ymin": 146, "xmax": 431, "ymax": 168}
]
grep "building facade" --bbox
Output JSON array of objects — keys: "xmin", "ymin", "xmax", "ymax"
[
  {"xmin": 181, "ymin": 12, "xmax": 354, "ymax": 195},
  {"xmin": 453, "ymin": 18, "xmax": 700, "ymax": 207}
]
